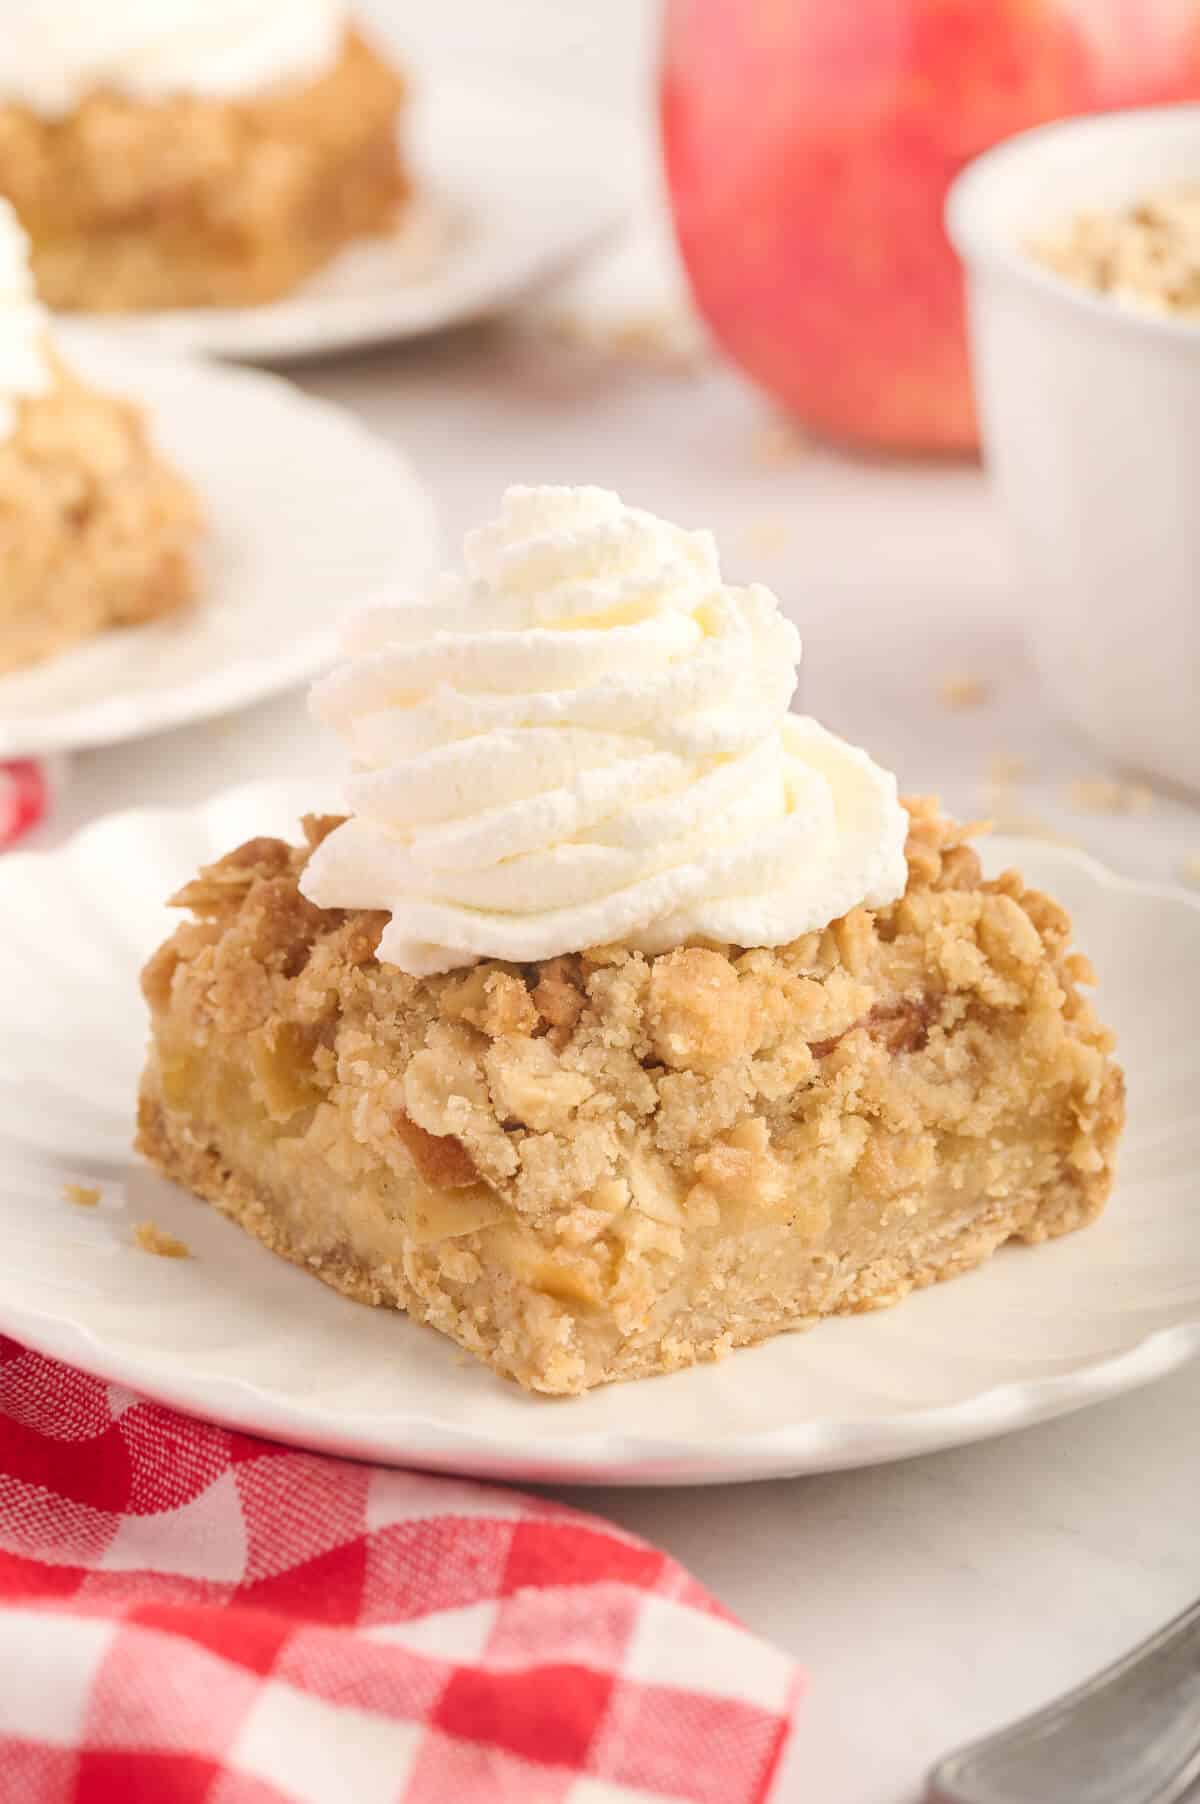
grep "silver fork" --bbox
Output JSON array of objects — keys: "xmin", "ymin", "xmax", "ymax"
[{"xmin": 928, "ymin": 1597, "xmax": 1200, "ymax": 1804}]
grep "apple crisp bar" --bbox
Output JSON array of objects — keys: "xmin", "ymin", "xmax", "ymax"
[
  {"xmin": 136, "ymin": 800, "xmax": 1124, "ymax": 1395},
  {"xmin": 0, "ymin": 31, "xmax": 407, "ymax": 313},
  {"xmin": 0, "ymin": 358, "xmax": 200, "ymax": 676}
]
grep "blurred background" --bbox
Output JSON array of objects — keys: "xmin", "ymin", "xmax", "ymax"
[
  {"xmin": 363, "ymin": 0, "xmax": 654, "ymax": 104},
  {"xmin": 49, "ymin": 0, "xmax": 1200, "ymax": 881}
]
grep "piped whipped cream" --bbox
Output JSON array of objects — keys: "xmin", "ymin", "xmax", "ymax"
[
  {"xmin": 302, "ymin": 486, "xmax": 910, "ymax": 976},
  {"xmin": 0, "ymin": 202, "xmax": 51, "ymax": 441},
  {"xmin": 0, "ymin": 0, "xmax": 346, "ymax": 117}
]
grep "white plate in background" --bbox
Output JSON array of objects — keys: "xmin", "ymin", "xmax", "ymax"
[
  {"xmin": 0, "ymin": 339, "xmax": 437, "ymax": 758},
  {"xmin": 64, "ymin": 79, "xmax": 631, "ymax": 364},
  {"xmin": 0, "ymin": 792, "xmax": 1196, "ymax": 1486}
]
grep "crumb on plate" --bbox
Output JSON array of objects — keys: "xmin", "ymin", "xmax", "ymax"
[
  {"xmin": 938, "ymin": 674, "xmax": 989, "ymax": 709},
  {"xmin": 133, "ymin": 1220, "xmax": 190, "ymax": 1260},
  {"xmin": 63, "ymin": 1183, "xmax": 100, "ymax": 1207}
]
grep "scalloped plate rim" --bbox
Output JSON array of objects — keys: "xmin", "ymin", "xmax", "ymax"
[{"xmin": 2, "ymin": 1292, "xmax": 1197, "ymax": 1487}]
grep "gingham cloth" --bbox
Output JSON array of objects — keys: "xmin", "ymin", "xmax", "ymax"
[
  {"xmin": 0, "ymin": 1337, "xmax": 801, "ymax": 1803},
  {"xmin": 0, "ymin": 761, "xmax": 50, "ymax": 851}
]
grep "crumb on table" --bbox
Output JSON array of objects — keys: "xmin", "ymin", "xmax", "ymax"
[
  {"xmin": 938, "ymin": 674, "xmax": 989, "ymax": 709},
  {"xmin": 1066, "ymin": 778, "xmax": 1153, "ymax": 815},
  {"xmin": 63, "ymin": 1183, "xmax": 100, "ymax": 1208},
  {"xmin": 546, "ymin": 304, "xmax": 709, "ymax": 373},
  {"xmin": 133, "ymin": 1220, "xmax": 190, "ymax": 1260},
  {"xmin": 738, "ymin": 515, "xmax": 793, "ymax": 558},
  {"xmin": 749, "ymin": 417, "xmax": 809, "ymax": 468},
  {"xmin": 987, "ymin": 753, "xmax": 1027, "ymax": 787}
]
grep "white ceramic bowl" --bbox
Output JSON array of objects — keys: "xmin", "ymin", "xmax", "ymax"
[{"xmin": 947, "ymin": 106, "xmax": 1200, "ymax": 794}]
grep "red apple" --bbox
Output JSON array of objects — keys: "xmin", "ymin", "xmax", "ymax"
[{"xmin": 662, "ymin": 0, "xmax": 1200, "ymax": 453}]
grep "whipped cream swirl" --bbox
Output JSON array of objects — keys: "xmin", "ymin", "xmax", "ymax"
[
  {"xmin": 302, "ymin": 486, "xmax": 909, "ymax": 976},
  {"xmin": 0, "ymin": 0, "xmax": 346, "ymax": 116},
  {"xmin": 0, "ymin": 202, "xmax": 51, "ymax": 442}
]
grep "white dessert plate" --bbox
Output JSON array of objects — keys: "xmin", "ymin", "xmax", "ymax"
[
  {"xmin": 1, "ymin": 785, "xmax": 1197, "ymax": 1487},
  {"xmin": 0, "ymin": 337, "xmax": 437, "ymax": 758},
  {"xmin": 63, "ymin": 78, "xmax": 630, "ymax": 364}
]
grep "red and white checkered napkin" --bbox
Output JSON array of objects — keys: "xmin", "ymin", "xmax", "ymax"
[
  {"xmin": 0, "ymin": 1337, "xmax": 801, "ymax": 1804},
  {"xmin": 0, "ymin": 760, "xmax": 51, "ymax": 850}
]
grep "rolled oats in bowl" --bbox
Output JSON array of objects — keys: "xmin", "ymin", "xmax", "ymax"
[{"xmin": 1029, "ymin": 185, "xmax": 1200, "ymax": 317}]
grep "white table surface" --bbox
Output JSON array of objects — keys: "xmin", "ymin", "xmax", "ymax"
[{"xmin": 24, "ymin": 7, "xmax": 1200, "ymax": 1798}]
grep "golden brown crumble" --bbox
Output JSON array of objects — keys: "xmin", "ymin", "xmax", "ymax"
[
  {"xmin": 63, "ymin": 1184, "xmax": 100, "ymax": 1208},
  {"xmin": 133, "ymin": 1221, "xmax": 190, "ymax": 1260},
  {"xmin": 0, "ymin": 31, "xmax": 406, "ymax": 312},
  {"xmin": 0, "ymin": 357, "xmax": 201, "ymax": 675},
  {"xmin": 137, "ymin": 796, "xmax": 1124, "ymax": 1394},
  {"xmin": 393, "ymin": 1112, "xmax": 480, "ymax": 1190}
]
